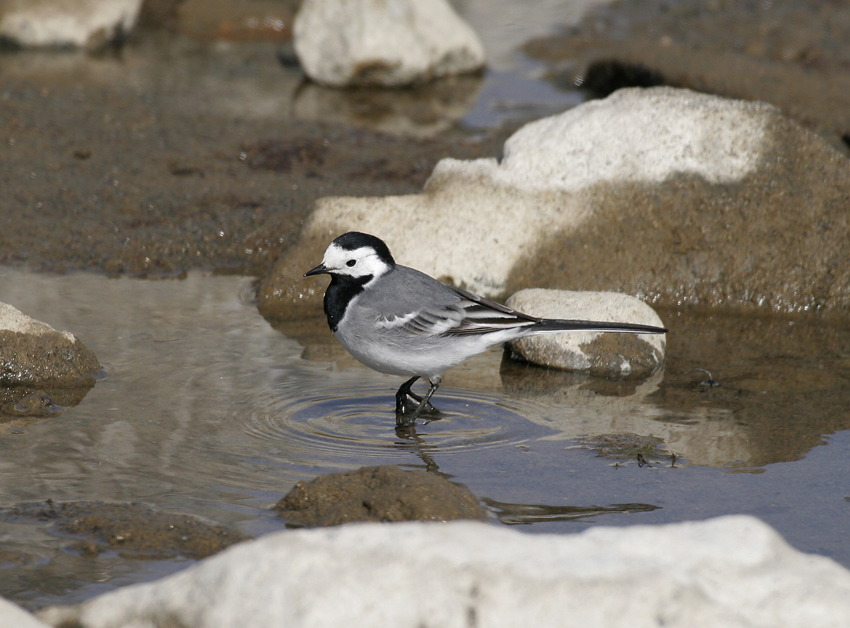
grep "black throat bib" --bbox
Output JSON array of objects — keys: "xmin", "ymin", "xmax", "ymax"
[{"xmin": 324, "ymin": 274, "xmax": 372, "ymax": 332}]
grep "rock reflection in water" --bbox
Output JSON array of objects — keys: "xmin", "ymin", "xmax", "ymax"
[
  {"xmin": 278, "ymin": 303, "xmax": 850, "ymax": 471},
  {"xmin": 293, "ymin": 74, "xmax": 483, "ymax": 137},
  {"xmin": 0, "ymin": 385, "xmax": 95, "ymax": 436},
  {"xmin": 657, "ymin": 308, "xmax": 850, "ymax": 468}
]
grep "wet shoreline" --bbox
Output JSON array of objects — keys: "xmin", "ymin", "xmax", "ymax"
[{"xmin": 2, "ymin": 268, "xmax": 850, "ymax": 612}]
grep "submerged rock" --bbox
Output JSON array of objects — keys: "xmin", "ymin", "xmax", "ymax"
[
  {"xmin": 1, "ymin": 501, "xmax": 247, "ymax": 560},
  {"xmin": 276, "ymin": 465, "xmax": 487, "ymax": 526},
  {"xmin": 293, "ymin": 0, "xmax": 486, "ymax": 87},
  {"xmin": 258, "ymin": 86, "xmax": 850, "ymax": 320},
  {"xmin": 38, "ymin": 516, "xmax": 850, "ymax": 628},
  {"xmin": 578, "ymin": 433, "xmax": 673, "ymax": 464},
  {"xmin": 505, "ymin": 289, "xmax": 665, "ymax": 377},
  {"xmin": 0, "ymin": 0, "xmax": 142, "ymax": 49},
  {"xmin": 0, "ymin": 302, "xmax": 100, "ymax": 387}
]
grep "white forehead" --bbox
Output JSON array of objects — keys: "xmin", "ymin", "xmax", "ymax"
[{"xmin": 323, "ymin": 242, "xmax": 371, "ymax": 265}]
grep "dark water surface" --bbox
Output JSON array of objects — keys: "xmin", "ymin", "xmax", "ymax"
[{"xmin": 0, "ymin": 269, "xmax": 848, "ymax": 609}]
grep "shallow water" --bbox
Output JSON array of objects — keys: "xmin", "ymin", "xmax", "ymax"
[{"xmin": 1, "ymin": 268, "xmax": 849, "ymax": 610}]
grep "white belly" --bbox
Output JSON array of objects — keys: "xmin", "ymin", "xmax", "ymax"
[{"xmin": 334, "ymin": 324, "xmax": 510, "ymax": 379}]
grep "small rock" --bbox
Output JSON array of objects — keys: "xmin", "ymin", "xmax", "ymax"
[
  {"xmin": 293, "ymin": 0, "xmax": 486, "ymax": 87},
  {"xmin": 37, "ymin": 516, "xmax": 850, "ymax": 628},
  {"xmin": 0, "ymin": 0, "xmax": 142, "ymax": 49},
  {"xmin": 0, "ymin": 302, "xmax": 100, "ymax": 386},
  {"xmin": 579, "ymin": 433, "xmax": 672, "ymax": 463},
  {"xmin": 276, "ymin": 465, "xmax": 488, "ymax": 526},
  {"xmin": 505, "ymin": 289, "xmax": 665, "ymax": 377}
]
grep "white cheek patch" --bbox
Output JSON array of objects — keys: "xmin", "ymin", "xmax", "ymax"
[
  {"xmin": 357, "ymin": 256, "xmax": 391, "ymax": 278},
  {"xmin": 324, "ymin": 243, "xmax": 391, "ymax": 278}
]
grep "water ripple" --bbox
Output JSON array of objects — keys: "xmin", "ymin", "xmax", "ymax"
[{"xmin": 241, "ymin": 381, "xmax": 553, "ymax": 469}]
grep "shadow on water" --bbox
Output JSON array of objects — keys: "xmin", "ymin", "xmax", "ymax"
[
  {"xmin": 1, "ymin": 268, "xmax": 850, "ymax": 608},
  {"xmin": 483, "ymin": 499, "xmax": 661, "ymax": 525}
]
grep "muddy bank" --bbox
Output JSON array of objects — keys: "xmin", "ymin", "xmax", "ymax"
[
  {"xmin": 0, "ymin": 499, "xmax": 248, "ymax": 608},
  {"xmin": 0, "ymin": 33, "xmax": 510, "ymax": 277},
  {"xmin": 525, "ymin": 0, "xmax": 850, "ymax": 156},
  {"xmin": 1, "ymin": 500, "xmax": 247, "ymax": 560}
]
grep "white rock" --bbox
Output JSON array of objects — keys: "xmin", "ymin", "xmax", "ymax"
[
  {"xmin": 293, "ymin": 0, "xmax": 486, "ymax": 87},
  {"xmin": 280, "ymin": 87, "xmax": 775, "ymax": 297},
  {"xmin": 0, "ymin": 0, "xmax": 142, "ymax": 48},
  {"xmin": 0, "ymin": 302, "xmax": 75, "ymax": 343},
  {"xmin": 498, "ymin": 86, "xmax": 768, "ymax": 190},
  {"xmin": 0, "ymin": 597, "xmax": 51, "ymax": 628},
  {"xmin": 38, "ymin": 516, "xmax": 850, "ymax": 628},
  {"xmin": 0, "ymin": 301, "xmax": 99, "ymax": 386},
  {"xmin": 505, "ymin": 289, "xmax": 665, "ymax": 374}
]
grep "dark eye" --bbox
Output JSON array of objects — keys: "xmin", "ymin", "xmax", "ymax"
[{"xmin": 346, "ymin": 259, "xmax": 356, "ymax": 267}]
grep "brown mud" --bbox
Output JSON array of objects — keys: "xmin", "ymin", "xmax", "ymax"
[
  {"xmin": 1, "ymin": 500, "xmax": 248, "ymax": 560},
  {"xmin": 0, "ymin": 33, "xmax": 511, "ymax": 278}
]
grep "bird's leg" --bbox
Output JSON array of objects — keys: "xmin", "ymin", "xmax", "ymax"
[
  {"xmin": 396, "ymin": 376, "xmax": 441, "ymax": 426},
  {"xmin": 395, "ymin": 376, "xmax": 421, "ymax": 415},
  {"xmin": 405, "ymin": 377, "xmax": 441, "ymax": 424},
  {"xmin": 395, "ymin": 376, "xmax": 439, "ymax": 412}
]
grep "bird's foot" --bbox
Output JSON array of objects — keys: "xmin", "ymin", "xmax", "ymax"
[
  {"xmin": 394, "ymin": 377, "xmax": 441, "ymax": 426},
  {"xmin": 395, "ymin": 377, "xmax": 438, "ymax": 415},
  {"xmin": 395, "ymin": 393, "xmax": 438, "ymax": 426}
]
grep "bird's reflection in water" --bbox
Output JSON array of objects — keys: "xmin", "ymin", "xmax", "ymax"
[
  {"xmin": 393, "ymin": 419, "xmax": 444, "ymax": 476},
  {"xmin": 390, "ymin": 421, "xmax": 661, "ymax": 525}
]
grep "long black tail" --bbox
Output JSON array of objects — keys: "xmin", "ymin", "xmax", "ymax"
[
  {"xmin": 532, "ymin": 319, "xmax": 667, "ymax": 335},
  {"xmin": 448, "ymin": 285, "xmax": 668, "ymax": 337}
]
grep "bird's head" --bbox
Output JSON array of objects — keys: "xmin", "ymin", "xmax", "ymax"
[{"xmin": 305, "ymin": 232, "xmax": 395, "ymax": 281}]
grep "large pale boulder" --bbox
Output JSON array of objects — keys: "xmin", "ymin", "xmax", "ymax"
[
  {"xmin": 258, "ymin": 86, "xmax": 850, "ymax": 320},
  {"xmin": 0, "ymin": 0, "xmax": 142, "ymax": 49},
  {"xmin": 39, "ymin": 516, "xmax": 850, "ymax": 628},
  {"xmin": 0, "ymin": 597, "xmax": 51, "ymax": 628},
  {"xmin": 293, "ymin": 0, "xmax": 486, "ymax": 87}
]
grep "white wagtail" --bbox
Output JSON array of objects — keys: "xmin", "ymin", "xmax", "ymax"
[{"xmin": 305, "ymin": 232, "xmax": 667, "ymax": 426}]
